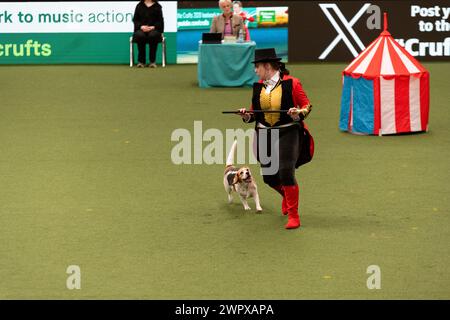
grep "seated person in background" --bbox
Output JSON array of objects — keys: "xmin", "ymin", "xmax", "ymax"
[
  {"xmin": 233, "ymin": 1, "xmax": 254, "ymax": 41},
  {"xmin": 210, "ymin": 0, "xmax": 245, "ymax": 40},
  {"xmin": 132, "ymin": 0, "xmax": 164, "ymax": 68}
]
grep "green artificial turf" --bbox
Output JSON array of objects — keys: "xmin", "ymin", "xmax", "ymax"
[{"xmin": 0, "ymin": 63, "xmax": 449, "ymax": 299}]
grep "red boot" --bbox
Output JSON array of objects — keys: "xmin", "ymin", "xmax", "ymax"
[
  {"xmin": 283, "ymin": 185, "xmax": 301, "ymax": 229},
  {"xmin": 271, "ymin": 185, "xmax": 288, "ymax": 215}
]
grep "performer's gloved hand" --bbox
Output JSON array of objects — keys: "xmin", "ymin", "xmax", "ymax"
[
  {"xmin": 287, "ymin": 107, "xmax": 302, "ymax": 121},
  {"xmin": 238, "ymin": 108, "xmax": 251, "ymax": 122},
  {"xmin": 288, "ymin": 105, "xmax": 312, "ymax": 121}
]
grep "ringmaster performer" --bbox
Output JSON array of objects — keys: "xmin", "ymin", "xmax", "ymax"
[{"xmin": 238, "ymin": 48, "xmax": 314, "ymax": 230}]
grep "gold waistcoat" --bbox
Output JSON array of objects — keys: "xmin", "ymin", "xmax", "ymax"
[{"xmin": 259, "ymin": 83, "xmax": 282, "ymax": 126}]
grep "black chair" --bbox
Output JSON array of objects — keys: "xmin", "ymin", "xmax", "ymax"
[{"xmin": 129, "ymin": 33, "xmax": 166, "ymax": 67}]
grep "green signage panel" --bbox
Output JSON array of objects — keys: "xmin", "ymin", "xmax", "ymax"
[{"xmin": 0, "ymin": 33, "xmax": 176, "ymax": 64}]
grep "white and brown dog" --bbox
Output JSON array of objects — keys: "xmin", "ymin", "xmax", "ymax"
[{"xmin": 223, "ymin": 140, "xmax": 262, "ymax": 212}]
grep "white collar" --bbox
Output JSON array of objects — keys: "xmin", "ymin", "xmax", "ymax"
[{"xmin": 264, "ymin": 71, "xmax": 280, "ymax": 87}]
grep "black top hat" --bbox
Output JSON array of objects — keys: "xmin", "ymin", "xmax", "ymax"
[{"xmin": 252, "ymin": 48, "xmax": 282, "ymax": 63}]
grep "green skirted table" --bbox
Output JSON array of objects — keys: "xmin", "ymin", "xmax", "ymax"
[{"xmin": 198, "ymin": 41, "xmax": 259, "ymax": 88}]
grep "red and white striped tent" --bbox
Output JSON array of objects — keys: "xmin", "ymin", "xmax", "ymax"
[{"xmin": 340, "ymin": 14, "xmax": 430, "ymax": 135}]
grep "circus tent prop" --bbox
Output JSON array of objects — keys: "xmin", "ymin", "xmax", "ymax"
[{"xmin": 339, "ymin": 13, "xmax": 430, "ymax": 135}]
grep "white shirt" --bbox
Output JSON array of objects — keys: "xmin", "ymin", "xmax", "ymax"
[{"xmin": 263, "ymin": 71, "xmax": 280, "ymax": 94}]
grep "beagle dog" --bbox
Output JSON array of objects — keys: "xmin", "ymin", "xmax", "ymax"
[{"xmin": 223, "ymin": 140, "xmax": 262, "ymax": 212}]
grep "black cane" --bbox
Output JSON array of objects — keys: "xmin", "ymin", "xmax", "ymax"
[{"xmin": 222, "ymin": 110, "xmax": 289, "ymax": 114}]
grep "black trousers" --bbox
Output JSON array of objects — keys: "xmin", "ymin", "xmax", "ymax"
[
  {"xmin": 133, "ymin": 30, "xmax": 161, "ymax": 64},
  {"xmin": 256, "ymin": 123, "xmax": 303, "ymax": 187}
]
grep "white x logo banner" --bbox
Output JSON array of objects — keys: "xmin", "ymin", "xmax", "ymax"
[{"xmin": 319, "ymin": 3, "xmax": 372, "ymax": 59}]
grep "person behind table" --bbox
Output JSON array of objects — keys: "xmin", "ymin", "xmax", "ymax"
[
  {"xmin": 210, "ymin": 0, "xmax": 245, "ymax": 39},
  {"xmin": 232, "ymin": 1, "xmax": 254, "ymax": 41},
  {"xmin": 237, "ymin": 48, "xmax": 314, "ymax": 230},
  {"xmin": 132, "ymin": 0, "xmax": 164, "ymax": 68}
]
